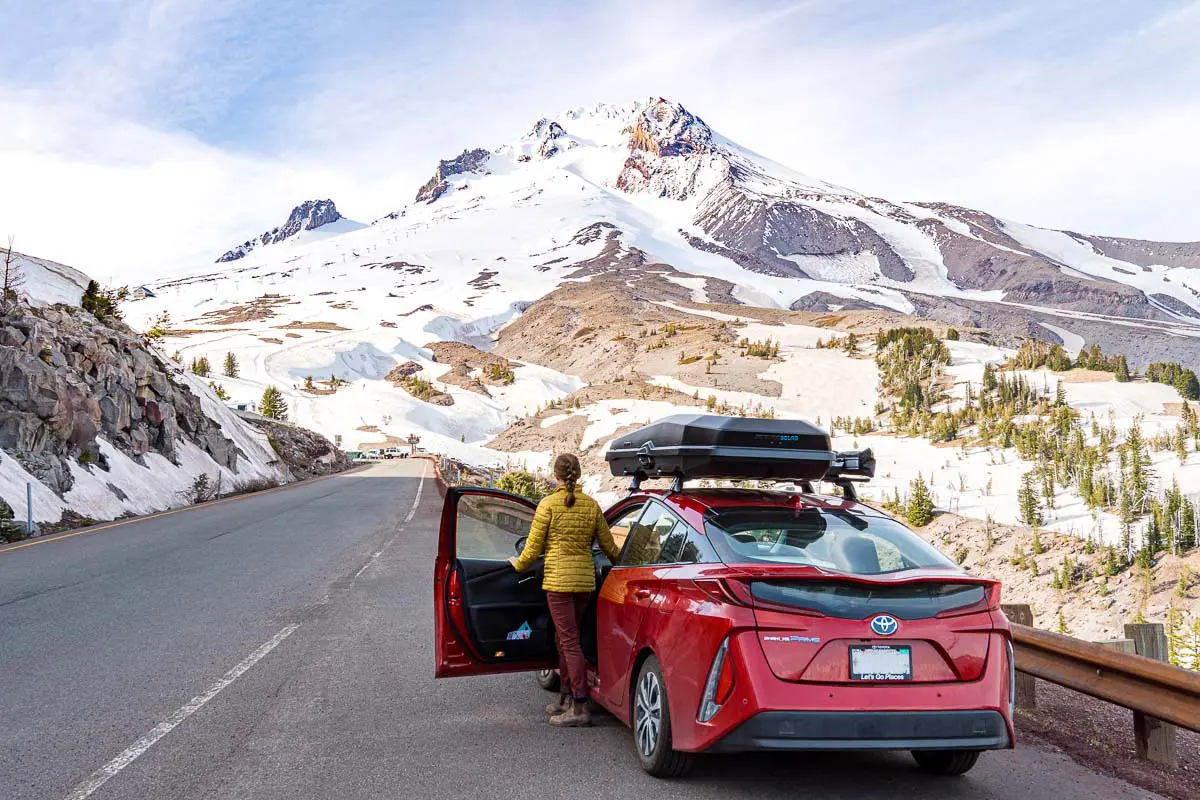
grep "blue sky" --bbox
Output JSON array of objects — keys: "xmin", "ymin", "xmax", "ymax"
[{"xmin": 1, "ymin": 0, "xmax": 1197, "ymax": 276}]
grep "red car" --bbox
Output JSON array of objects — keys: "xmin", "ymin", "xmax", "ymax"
[{"xmin": 434, "ymin": 418, "xmax": 1014, "ymax": 778}]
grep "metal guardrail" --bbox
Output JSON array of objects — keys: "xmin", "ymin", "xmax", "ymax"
[{"xmin": 1011, "ymin": 622, "xmax": 1200, "ymax": 734}]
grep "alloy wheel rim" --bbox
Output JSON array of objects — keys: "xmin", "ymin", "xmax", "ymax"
[
  {"xmin": 537, "ymin": 669, "xmax": 554, "ymax": 681},
  {"xmin": 635, "ymin": 671, "xmax": 662, "ymax": 757}
]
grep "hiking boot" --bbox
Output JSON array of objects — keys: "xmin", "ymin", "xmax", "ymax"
[
  {"xmin": 549, "ymin": 699, "xmax": 591, "ymax": 727},
  {"xmin": 545, "ymin": 695, "xmax": 570, "ymax": 715}
]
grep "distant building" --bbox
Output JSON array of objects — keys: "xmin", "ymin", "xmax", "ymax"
[{"xmin": 128, "ymin": 286, "xmax": 157, "ymax": 300}]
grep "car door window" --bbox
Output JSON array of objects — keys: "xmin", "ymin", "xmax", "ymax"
[
  {"xmin": 675, "ymin": 527, "xmax": 719, "ymax": 565},
  {"xmin": 456, "ymin": 492, "xmax": 536, "ymax": 560},
  {"xmin": 621, "ymin": 503, "xmax": 684, "ymax": 567},
  {"xmin": 606, "ymin": 503, "xmax": 646, "ymax": 551}
]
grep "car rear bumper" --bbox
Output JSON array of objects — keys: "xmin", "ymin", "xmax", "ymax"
[{"xmin": 707, "ymin": 709, "xmax": 1010, "ymax": 753}]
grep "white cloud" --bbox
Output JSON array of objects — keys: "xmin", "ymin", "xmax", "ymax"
[{"xmin": 2, "ymin": 0, "xmax": 1198, "ymax": 279}]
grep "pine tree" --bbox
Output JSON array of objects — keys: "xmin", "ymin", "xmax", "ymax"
[
  {"xmin": 1123, "ymin": 421, "xmax": 1153, "ymax": 511},
  {"xmin": 223, "ymin": 351, "xmax": 239, "ymax": 378},
  {"xmin": 1056, "ymin": 610, "xmax": 1068, "ymax": 634},
  {"xmin": 1055, "ymin": 380, "xmax": 1067, "ymax": 407},
  {"xmin": 1166, "ymin": 606, "xmax": 1189, "ymax": 667},
  {"xmin": 1176, "ymin": 370, "xmax": 1200, "ymax": 401},
  {"xmin": 1181, "ymin": 400, "xmax": 1198, "ymax": 440},
  {"xmin": 983, "ymin": 362, "xmax": 998, "ymax": 391},
  {"xmin": 1144, "ymin": 513, "xmax": 1162, "ymax": 557},
  {"xmin": 1115, "ymin": 355, "xmax": 1131, "ymax": 383},
  {"xmin": 2, "ymin": 235, "xmax": 25, "ymax": 302},
  {"xmin": 1181, "ymin": 500, "xmax": 1197, "ymax": 551},
  {"xmin": 191, "ymin": 356, "xmax": 211, "ymax": 377},
  {"xmin": 260, "ymin": 385, "xmax": 288, "ymax": 420},
  {"xmin": 1019, "ymin": 471, "xmax": 1043, "ymax": 528},
  {"xmin": 1192, "ymin": 618, "xmax": 1200, "ymax": 671},
  {"xmin": 906, "ymin": 474, "xmax": 935, "ymax": 527}
]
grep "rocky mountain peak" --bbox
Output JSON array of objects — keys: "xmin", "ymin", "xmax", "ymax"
[
  {"xmin": 625, "ymin": 98, "xmax": 713, "ymax": 158},
  {"xmin": 217, "ymin": 199, "xmax": 345, "ymax": 263},
  {"xmin": 415, "ymin": 149, "xmax": 491, "ymax": 204},
  {"xmin": 613, "ymin": 98, "xmax": 726, "ymax": 200}
]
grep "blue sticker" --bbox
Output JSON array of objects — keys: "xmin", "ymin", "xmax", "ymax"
[{"xmin": 506, "ymin": 621, "xmax": 533, "ymax": 641}]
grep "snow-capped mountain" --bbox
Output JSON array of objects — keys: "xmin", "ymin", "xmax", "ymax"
[
  {"xmin": 381, "ymin": 97, "xmax": 1200, "ymax": 321},
  {"xmin": 217, "ymin": 199, "xmax": 365, "ymax": 262},
  {"xmin": 128, "ymin": 96, "xmax": 1200, "ymax": 471}
]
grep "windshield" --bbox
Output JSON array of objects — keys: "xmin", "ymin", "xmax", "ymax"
[{"xmin": 704, "ymin": 506, "xmax": 956, "ymax": 574}]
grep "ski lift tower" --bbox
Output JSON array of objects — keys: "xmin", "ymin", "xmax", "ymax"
[{"xmin": 407, "ymin": 433, "xmax": 421, "ymax": 456}]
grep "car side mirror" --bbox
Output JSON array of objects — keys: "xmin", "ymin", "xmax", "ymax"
[{"xmin": 514, "ymin": 535, "xmax": 528, "ymax": 555}]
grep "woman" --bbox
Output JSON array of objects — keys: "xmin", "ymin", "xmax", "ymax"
[{"xmin": 509, "ymin": 453, "xmax": 620, "ymax": 727}]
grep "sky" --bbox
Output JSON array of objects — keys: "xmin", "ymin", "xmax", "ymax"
[{"xmin": 1, "ymin": 0, "xmax": 1198, "ymax": 279}]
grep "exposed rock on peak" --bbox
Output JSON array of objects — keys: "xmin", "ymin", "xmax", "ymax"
[
  {"xmin": 625, "ymin": 98, "xmax": 713, "ymax": 157},
  {"xmin": 415, "ymin": 149, "xmax": 491, "ymax": 203},
  {"xmin": 612, "ymin": 99, "xmax": 727, "ymax": 201},
  {"xmin": 534, "ymin": 120, "xmax": 573, "ymax": 159},
  {"xmin": 217, "ymin": 200, "xmax": 345, "ymax": 263},
  {"xmin": 527, "ymin": 118, "xmax": 564, "ymax": 139}
]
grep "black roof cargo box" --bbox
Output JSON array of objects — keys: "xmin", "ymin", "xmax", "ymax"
[{"xmin": 605, "ymin": 414, "xmax": 833, "ymax": 482}]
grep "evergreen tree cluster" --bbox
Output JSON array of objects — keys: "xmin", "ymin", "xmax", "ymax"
[
  {"xmin": 740, "ymin": 337, "xmax": 781, "ymax": 358},
  {"xmin": 1146, "ymin": 361, "xmax": 1200, "ymax": 400},
  {"xmin": 80, "ymin": 281, "xmax": 126, "ymax": 321},
  {"xmin": 874, "ymin": 328, "xmax": 951, "ymax": 417}
]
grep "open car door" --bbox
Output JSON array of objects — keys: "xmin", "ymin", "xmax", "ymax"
[{"xmin": 435, "ymin": 487, "xmax": 558, "ymax": 678}]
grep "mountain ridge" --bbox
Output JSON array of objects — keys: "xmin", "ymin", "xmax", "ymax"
[{"xmin": 216, "ymin": 199, "xmax": 362, "ymax": 263}]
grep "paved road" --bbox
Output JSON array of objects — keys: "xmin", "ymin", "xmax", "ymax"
[{"xmin": 1, "ymin": 460, "xmax": 1160, "ymax": 799}]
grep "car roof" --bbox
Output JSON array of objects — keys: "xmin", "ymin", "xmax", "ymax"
[{"xmin": 625, "ymin": 487, "xmax": 883, "ymax": 518}]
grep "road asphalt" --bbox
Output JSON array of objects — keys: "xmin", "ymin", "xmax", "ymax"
[{"xmin": 0, "ymin": 459, "xmax": 1162, "ymax": 799}]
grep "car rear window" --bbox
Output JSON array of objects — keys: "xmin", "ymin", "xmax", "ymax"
[
  {"xmin": 750, "ymin": 580, "xmax": 985, "ymax": 619},
  {"xmin": 703, "ymin": 506, "xmax": 955, "ymax": 574}
]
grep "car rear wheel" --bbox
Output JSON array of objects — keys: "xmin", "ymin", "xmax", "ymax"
[
  {"xmin": 633, "ymin": 656, "xmax": 693, "ymax": 778},
  {"xmin": 535, "ymin": 668, "xmax": 560, "ymax": 692},
  {"xmin": 911, "ymin": 749, "xmax": 981, "ymax": 776}
]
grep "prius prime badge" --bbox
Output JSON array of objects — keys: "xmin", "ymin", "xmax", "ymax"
[{"xmin": 870, "ymin": 615, "xmax": 899, "ymax": 636}]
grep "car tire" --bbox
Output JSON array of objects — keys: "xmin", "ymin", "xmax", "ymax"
[
  {"xmin": 536, "ymin": 668, "xmax": 560, "ymax": 692},
  {"xmin": 632, "ymin": 656, "xmax": 693, "ymax": 778},
  {"xmin": 911, "ymin": 749, "xmax": 982, "ymax": 776}
]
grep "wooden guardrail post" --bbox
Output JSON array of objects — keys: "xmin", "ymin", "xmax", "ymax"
[
  {"xmin": 1002, "ymin": 604, "xmax": 1037, "ymax": 709},
  {"xmin": 1123, "ymin": 623, "xmax": 1178, "ymax": 767}
]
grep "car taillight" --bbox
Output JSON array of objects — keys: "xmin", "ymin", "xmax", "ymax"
[
  {"xmin": 1006, "ymin": 636, "xmax": 1016, "ymax": 717},
  {"xmin": 695, "ymin": 578, "xmax": 752, "ymax": 606},
  {"xmin": 936, "ymin": 582, "xmax": 1001, "ymax": 618},
  {"xmin": 698, "ymin": 636, "xmax": 734, "ymax": 722},
  {"xmin": 715, "ymin": 652, "xmax": 736, "ymax": 705}
]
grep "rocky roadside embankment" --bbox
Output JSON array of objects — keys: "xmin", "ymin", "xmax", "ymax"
[{"xmin": 0, "ymin": 301, "xmax": 349, "ymax": 538}]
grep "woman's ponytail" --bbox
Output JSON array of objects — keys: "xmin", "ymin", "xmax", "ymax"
[{"xmin": 554, "ymin": 453, "xmax": 582, "ymax": 508}]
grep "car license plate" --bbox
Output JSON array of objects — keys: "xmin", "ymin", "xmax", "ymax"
[{"xmin": 849, "ymin": 645, "xmax": 912, "ymax": 681}]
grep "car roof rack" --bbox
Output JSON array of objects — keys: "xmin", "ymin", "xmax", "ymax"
[{"xmin": 606, "ymin": 414, "xmax": 874, "ymax": 499}]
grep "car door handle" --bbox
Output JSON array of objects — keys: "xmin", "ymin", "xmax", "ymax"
[
  {"xmin": 518, "ymin": 575, "xmax": 539, "ymax": 585},
  {"xmin": 634, "ymin": 589, "xmax": 653, "ymax": 599}
]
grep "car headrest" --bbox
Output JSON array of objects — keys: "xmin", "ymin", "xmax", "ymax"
[{"xmin": 835, "ymin": 535, "xmax": 880, "ymax": 574}]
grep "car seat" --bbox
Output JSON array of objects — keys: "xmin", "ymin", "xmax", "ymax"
[{"xmin": 834, "ymin": 534, "xmax": 881, "ymax": 574}]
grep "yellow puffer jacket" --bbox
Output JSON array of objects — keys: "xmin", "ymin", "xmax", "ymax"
[{"xmin": 512, "ymin": 487, "xmax": 620, "ymax": 592}]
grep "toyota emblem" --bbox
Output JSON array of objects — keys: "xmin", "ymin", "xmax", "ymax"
[{"xmin": 870, "ymin": 615, "xmax": 899, "ymax": 636}]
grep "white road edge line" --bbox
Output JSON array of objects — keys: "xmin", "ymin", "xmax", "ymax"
[
  {"xmin": 63, "ymin": 624, "xmax": 301, "ymax": 800},
  {"xmin": 403, "ymin": 466, "xmax": 427, "ymax": 525},
  {"xmin": 352, "ymin": 464, "xmax": 427, "ymax": 582}
]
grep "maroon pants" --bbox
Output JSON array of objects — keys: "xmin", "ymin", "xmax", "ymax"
[{"xmin": 546, "ymin": 591, "xmax": 590, "ymax": 701}]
